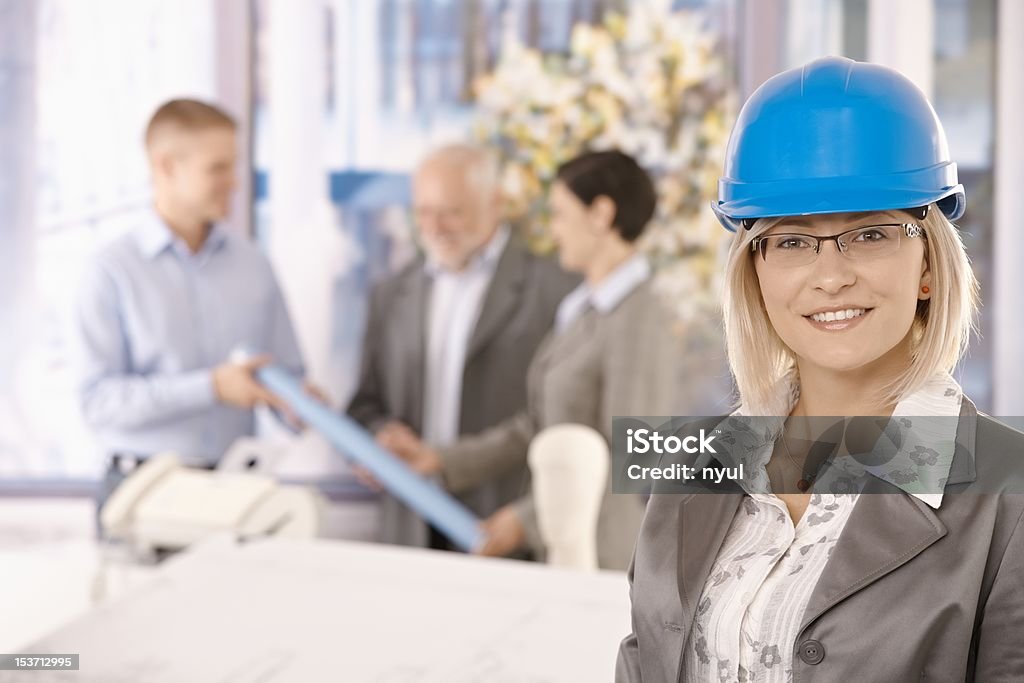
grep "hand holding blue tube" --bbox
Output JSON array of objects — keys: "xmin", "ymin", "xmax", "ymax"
[{"xmin": 256, "ymin": 365, "xmax": 485, "ymax": 552}]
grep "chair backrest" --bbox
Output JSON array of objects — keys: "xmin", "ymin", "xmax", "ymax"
[{"xmin": 527, "ymin": 424, "xmax": 608, "ymax": 571}]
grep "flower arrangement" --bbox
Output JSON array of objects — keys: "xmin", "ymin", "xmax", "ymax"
[{"xmin": 473, "ymin": 3, "xmax": 735, "ymax": 328}]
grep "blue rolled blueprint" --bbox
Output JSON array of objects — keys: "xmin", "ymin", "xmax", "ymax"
[{"xmin": 256, "ymin": 365, "xmax": 484, "ymax": 551}]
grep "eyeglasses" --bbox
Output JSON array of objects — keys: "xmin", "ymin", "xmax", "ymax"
[{"xmin": 752, "ymin": 223, "xmax": 925, "ymax": 267}]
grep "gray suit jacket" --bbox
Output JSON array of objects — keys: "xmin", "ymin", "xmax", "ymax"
[
  {"xmin": 347, "ymin": 236, "xmax": 578, "ymax": 546},
  {"xmin": 440, "ymin": 279, "xmax": 728, "ymax": 570},
  {"xmin": 616, "ymin": 399, "xmax": 1024, "ymax": 682}
]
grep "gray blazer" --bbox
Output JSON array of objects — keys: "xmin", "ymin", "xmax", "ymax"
[
  {"xmin": 440, "ymin": 279, "xmax": 727, "ymax": 570},
  {"xmin": 616, "ymin": 399, "xmax": 1024, "ymax": 682},
  {"xmin": 347, "ymin": 236, "xmax": 577, "ymax": 546}
]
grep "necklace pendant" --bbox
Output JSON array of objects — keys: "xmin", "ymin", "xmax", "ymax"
[{"xmin": 797, "ymin": 478, "xmax": 811, "ymax": 492}]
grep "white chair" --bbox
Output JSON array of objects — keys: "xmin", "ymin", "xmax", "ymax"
[{"xmin": 528, "ymin": 425, "xmax": 608, "ymax": 571}]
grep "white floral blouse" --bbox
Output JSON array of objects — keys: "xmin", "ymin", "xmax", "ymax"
[{"xmin": 684, "ymin": 492, "xmax": 858, "ymax": 682}]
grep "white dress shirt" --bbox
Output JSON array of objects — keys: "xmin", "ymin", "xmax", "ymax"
[
  {"xmin": 422, "ymin": 227, "xmax": 509, "ymax": 447},
  {"xmin": 684, "ymin": 372, "xmax": 964, "ymax": 682}
]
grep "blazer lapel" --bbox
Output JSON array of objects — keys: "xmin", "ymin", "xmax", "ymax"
[
  {"xmin": 799, "ymin": 478, "xmax": 947, "ymax": 633},
  {"xmin": 676, "ymin": 492, "xmax": 744, "ymax": 636},
  {"xmin": 800, "ymin": 395, "xmax": 978, "ymax": 632},
  {"xmin": 947, "ymin": 396, "xmax": 979, "ymax": 487},
  {"xmin": 394, "ymin": 267, "xmax": 430, "ymax": 429},
  {"xmin": 537, "ymin": 305, "xmax": 596, "ymax": 368},
  {"xmin": 465, "ymin": 240, "xmax": 526, "ymax": 361}
]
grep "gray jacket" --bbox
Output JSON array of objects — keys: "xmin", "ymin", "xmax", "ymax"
[
  {"xmin": 347, "ymin": 236, "xmax": 577, "ymax": 546},
  {"xmin": 441, "ymin": 279, "xmax": 727, "ymax": 570},
  {"xmin": 616, "ymin": 399, "xmax": 1024, "ymax": 682}
]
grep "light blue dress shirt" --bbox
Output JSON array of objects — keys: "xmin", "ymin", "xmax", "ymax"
[{"xmin": 71, "ymin": 210, "xmax": 304, "ymax": 464}]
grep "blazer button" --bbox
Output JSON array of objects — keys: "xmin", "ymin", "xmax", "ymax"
[{"xmin": 799, "ymin": 639, "xmax": 825, "ymax": 665}]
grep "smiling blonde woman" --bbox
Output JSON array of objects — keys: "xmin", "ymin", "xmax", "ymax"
[{"xmin": 616, "ymin": 56, "xmax": 1024, "ymax": 682}]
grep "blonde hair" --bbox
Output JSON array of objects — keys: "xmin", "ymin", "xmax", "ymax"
[
  {"xmin": 722, "ymin": 205, "xmax": 979, "ymax": 415},
  {"xmin": 145, "ymin": 98, "xmax": 236, "ymax": 150}
]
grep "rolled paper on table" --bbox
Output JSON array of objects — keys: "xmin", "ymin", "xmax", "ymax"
[{"xmin": 256, "ymin": 365, "xmax": 484, "ymax": 552}]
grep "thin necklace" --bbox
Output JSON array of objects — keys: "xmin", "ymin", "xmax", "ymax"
[{"xmin": 780, "ymin": 429, "xmax": 814, "ymax": 492}]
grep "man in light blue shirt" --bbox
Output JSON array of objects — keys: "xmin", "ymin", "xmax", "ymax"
[{"xmin": 71, "ymin": 99, "xmax": 306, "ymax": 484}]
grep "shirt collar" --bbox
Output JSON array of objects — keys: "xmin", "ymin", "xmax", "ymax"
[
  {"xmin": 589, "ymin": 253, "xmax": 651, "ymax": 313},
  {"xmin": 424, "ymin": 225, "xmax": 510, "ymax": 277},
  {"xmin": 135, "ymin": 208, "xmax": 228, "ymax": 260},
  {"xmin": 723, "ymin": 371, "xmax": 962, "ymax": 508},
  {"xmin": 555, "ymin": 253, "xmax": 651, "ymax": 331}
]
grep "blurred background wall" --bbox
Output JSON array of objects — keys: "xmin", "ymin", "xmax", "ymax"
[{"xmin": 1, "ymin": 0, "xmax": 1021, "ymax": 488}]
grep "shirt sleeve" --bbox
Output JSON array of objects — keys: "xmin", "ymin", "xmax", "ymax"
[
  {"xmin": 973, "ymin": 506, "xmax": 1024, "ymax": 679},
  {"xmin": 439, "ymin": 410, "xmax": 537, "ymax": 494},
  {"xmin": 265, "ymin": 269, "xmax": 305, "ymax": 377},
  {"xmin": 70, "ymin": 260, "xmax": 217, "ymax": 431}
]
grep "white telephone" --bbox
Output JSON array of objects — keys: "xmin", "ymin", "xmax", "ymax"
[{"xmin": 100, "ymin": 453, "xmax": 323, "ymax": 552}]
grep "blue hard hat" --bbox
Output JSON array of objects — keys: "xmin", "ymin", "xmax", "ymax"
[{"xmin": 713, "ymin": 56, "xmax": 966, "ymax": 232}]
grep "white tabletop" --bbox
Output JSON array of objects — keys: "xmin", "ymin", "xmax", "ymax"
[{"xmin": 8, "ymin": 536, "xmax": 630, "ymax": 682}]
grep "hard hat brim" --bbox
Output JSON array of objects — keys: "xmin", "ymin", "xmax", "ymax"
[{"xmin": 713, "ymin": 185, "xmax": 965, "ymax": 232}]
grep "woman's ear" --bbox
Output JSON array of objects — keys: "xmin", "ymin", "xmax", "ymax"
[
  {"xmin": 589, "ymin": 195, "xmax": 617, "ymax": 233},
  {"xmin": 919, "ymin": 260, "xmax": 932, "ymax": 301}
]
